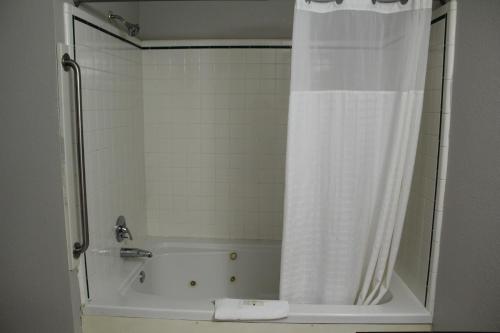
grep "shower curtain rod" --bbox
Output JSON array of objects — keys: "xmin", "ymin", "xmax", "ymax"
[
  {"xmin": 74, "ymin": 0, "xmax": 268, "ymax": 6},
  {"xmin": 306, "ymin": 0, "xmax": 409, "ymax": 4},
  {"xmin": 74, "ymin": 0, "xmax": 408, "ymax": 6}
]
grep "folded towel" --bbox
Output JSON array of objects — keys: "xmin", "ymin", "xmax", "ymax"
[{"xmin": 213, "ymin": 298, "xmax": 289, "ymax": 321}]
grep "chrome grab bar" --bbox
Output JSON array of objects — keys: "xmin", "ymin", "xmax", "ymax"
[{"xmin": 62, "ymin": 53, "xmax": 89, "ymax": 259}]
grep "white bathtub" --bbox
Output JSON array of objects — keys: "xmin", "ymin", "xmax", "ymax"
[{"xmin": 83, "ymin": 238, "xmax": 431, "ymax": 324}]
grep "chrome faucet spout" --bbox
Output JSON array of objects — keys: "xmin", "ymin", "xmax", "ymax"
[{"xmin": 120, "ymin": 248, "xmax": 153, "ymax": 258}]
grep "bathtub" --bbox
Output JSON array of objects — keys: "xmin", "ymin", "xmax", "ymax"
[{"xmin": 83, "ymin": 237, "xmax": 431, "ymax": 324}]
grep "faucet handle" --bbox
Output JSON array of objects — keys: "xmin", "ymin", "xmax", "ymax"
[
  {"xmin": 115, "ymin": 216, "xmax": 133, "ymax": 242},
  {"xmin": 124, "ymin": 226, "xmax": 133, "ymax": 240},
  {"xmin": 118, "ymin": 225, "xmax": 133, "ymax": 240}
]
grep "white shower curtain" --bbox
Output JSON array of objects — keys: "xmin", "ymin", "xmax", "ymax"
[{"xmin": 280, "ymin": 0, "xmax": 431, "ymax": 305}]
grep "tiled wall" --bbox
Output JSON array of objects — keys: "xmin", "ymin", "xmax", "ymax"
[
  {"xmin": 74, "ymin": 19, "xmax": 146, "ymax": 298},
  {"xmin": 142, "ymin": 48, "xmax": 291, "ymax": 239},
  {"xmin": 396, "ymin": 3, "xmax": 455, "ymax": 308}
]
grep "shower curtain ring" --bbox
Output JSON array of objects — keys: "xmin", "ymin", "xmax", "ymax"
[{"xmin": 305, "ymin": 0, "xmax": 343, "ymax": 4}]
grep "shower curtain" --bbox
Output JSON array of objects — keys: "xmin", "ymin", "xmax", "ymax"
[{"xmin": 280, "ymin": 0, "xmax": 431, "ymax": 305}]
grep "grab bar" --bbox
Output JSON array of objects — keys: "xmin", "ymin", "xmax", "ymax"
[{"xmin": 62, "ymin": 53, "xmax": 89, "ymax": 259}]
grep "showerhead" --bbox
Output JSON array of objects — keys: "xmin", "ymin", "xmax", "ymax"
[{"xmin": 125, "ymin": 22, "xmax": 140, "ymax": 37}]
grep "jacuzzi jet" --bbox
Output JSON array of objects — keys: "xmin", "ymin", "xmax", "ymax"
[
  {"xmin": 139, "ymin": 270, "xmax": 146, "ymax": 283},
  {"xmin": 190, "ymin": 280, "xmax": 197, "ymax": 287},
  {"xmin": 229, "ymin": 252, "xmax": 237, "ymax": 260},
  {"xmin": 230, "ymin": 276, "xmax": 236, "ymax": 282}
]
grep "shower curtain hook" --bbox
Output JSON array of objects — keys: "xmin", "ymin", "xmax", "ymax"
[
  {"xmin": 305, "ymin": 0, "xmax": 343, "ymax": 4},
  {"xmin": 372, "ymin": 0, "xmax": 409, "ymax": 4}
]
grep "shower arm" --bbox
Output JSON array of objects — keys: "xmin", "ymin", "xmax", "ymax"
[{"xmin": 108, "ymin": 11, "xmax": 126, "ymax": 24}]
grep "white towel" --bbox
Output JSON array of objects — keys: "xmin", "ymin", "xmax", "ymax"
[{"xmin": 213, "ymin": 298, "xmax": 289, "ymax": 321}]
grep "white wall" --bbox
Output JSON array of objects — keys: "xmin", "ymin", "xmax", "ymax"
[
  {"xmin": 82, "ymin": 1, "xmax": 444, "ymax": 41},
  {"xmin": 142, "ymin": 47, "xmax": 291, "ymax": 239},
  {"xmin": 396, "ymin": 3, "xmax": 456, "ymax": 307},
  {"xmin": 74, "ymin": 18, "xmax": 147, "ymax": 298},
  {"xmin": 433, "ymin": 0, "xmax": 500, "ymax": 330},
  {"xmin": 0, "ymin": 1, "xmax": 80, "ymax": 332},
  {"xmin": 80, "ymin": 2, "xmax": 139, "ymax": 24},
  {"xmin": 138, "ymin": 1, "xmax": 294, "ymax": 40}
]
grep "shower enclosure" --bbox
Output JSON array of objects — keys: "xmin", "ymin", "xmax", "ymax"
[{"xmin": 57, "ymin": 0, "xmax": 456, "ymax": 328}]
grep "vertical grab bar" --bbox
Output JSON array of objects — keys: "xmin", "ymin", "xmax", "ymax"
[{"xmin": 62, "ymin": 53, "xmax": 89, "ymax": 258}]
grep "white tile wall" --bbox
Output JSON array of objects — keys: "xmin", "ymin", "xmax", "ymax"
[
  {"xmin": 395, "ymin": 3, "xmax": 456, "ymax": 308},
  {"xmin": 425, "ymin": 2, "xmax": 457, "ymax": 313},
  {"xmin": 74, "ymin": 20, "xmax": 147, "ymax": 298},
  {"xmin": 142, "ymin": 48, "xmax": 291, "ymax": 239}
]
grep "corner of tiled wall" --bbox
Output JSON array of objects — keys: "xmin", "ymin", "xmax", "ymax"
[{"xmin": 425, "ymin": 1, "xmax": 456, "ymax": 314}]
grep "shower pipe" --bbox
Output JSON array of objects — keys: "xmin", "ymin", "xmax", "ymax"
[{"xmin": 62, "ymin": 53, "xmax": 90, "ymax": 259}]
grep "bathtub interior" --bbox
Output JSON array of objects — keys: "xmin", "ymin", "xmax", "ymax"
[
  {"xmin": 129, "ymin": 239, "xmax": 393, "ymax": 304},
  {"xmin": 131, "ymin": 239, "xmax": 280, "ymax": 301}
]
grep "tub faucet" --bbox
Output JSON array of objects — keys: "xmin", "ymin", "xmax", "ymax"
[{"xmin": 120, "ymin": 247, "xmax": 153, "ymax": 258}]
